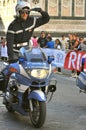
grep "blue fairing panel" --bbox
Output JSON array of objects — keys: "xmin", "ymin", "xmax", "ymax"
[
  {"xmin": 9, "ymin": 63, "xmax": 20, "ymax": 73},
  {"xmin": 2, "ymin": 63, "xmax": 20, "ymax": 75}
]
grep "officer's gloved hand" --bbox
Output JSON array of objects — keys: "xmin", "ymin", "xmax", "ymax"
[{"xmin": 31, "ymin": 8, "xmax": 43, "ymax": 13}]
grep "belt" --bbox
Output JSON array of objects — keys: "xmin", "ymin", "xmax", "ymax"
[{"xmin": 13, "ymin": 42, "xmax": 28, "ymax": 47}]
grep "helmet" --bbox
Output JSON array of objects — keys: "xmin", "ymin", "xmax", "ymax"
[{"xmin": 15, "ymin": 1, "xmax": 31, "ymax": 17}]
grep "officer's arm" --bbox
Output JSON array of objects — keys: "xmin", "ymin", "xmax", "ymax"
[
  {"xmin": 31, "ymin": 8, "xmax": 50, "ymax": 28},
  {"xmin": 6, "ymin": 23, "xmax": 14, "ymax": 61}
]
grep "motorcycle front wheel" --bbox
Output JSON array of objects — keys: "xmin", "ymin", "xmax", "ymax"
[{"xmin": 29, "ymin": 99, "xmax": 46, "ymax": 128}]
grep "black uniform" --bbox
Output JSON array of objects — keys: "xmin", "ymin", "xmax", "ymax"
[{"xmin": 6, "ymin": 11, "xmax": 50, "ymax": 60}]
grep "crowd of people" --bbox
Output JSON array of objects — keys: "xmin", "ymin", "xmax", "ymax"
[
  {"xmin": 0, "ymin": 32, "xmax": 86, "ymax": 77},
  {"xmin": 31, "ymin": 32, "xmax": 86, "ymax": 52}
]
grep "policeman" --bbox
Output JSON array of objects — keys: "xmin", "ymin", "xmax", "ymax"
[{"xmin": 6, "ymin": 1, "xmax": 50, "ymax": 62}]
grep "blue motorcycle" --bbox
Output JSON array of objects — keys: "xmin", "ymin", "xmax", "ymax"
[
  {"xmin": 76, "ymin": 57, "xmax": 86, "ymax": 93},
  {"xmin": 0, "ymin": 47, "xmax": 57, "ymax": 128}
]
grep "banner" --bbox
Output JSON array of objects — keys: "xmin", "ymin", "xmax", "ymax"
[
  {"xmin": 64, "ymin": 50, "xmax": 86, "ymax": 71},
  {"xmin": 31, "ymin": 48, "xmax": 86, "ymax": 71},
  {"xmin": 42, "ymin": 48, "xmax": 66, "ymax": 67}
]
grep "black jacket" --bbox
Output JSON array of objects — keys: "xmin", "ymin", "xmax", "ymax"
[
  {"xmin": 6, "ymin": 11, "xmax": 50, "ymax": 60},
  {"xmin": 37, "ymin": 37, "xmax": 47, "ymax": 48}
]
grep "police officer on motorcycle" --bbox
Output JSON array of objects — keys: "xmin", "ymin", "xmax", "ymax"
[
  {"xmin": 2, "ymin": 1, "xmax": 50, "ymax": 103},
  {"xmin": 6, "ymin": 1, "xmax": 50, "ymax": 62}
]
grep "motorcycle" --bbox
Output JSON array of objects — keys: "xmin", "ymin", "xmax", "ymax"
[
  {"xmin": 76, "ymin": 57, "xmax": 86, "ymax": 93},
  {"xmin": 0, "ymin": 47, "xmax": 57, "ymax": 128}
]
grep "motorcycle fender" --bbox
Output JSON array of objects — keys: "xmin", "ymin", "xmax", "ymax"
[{"xmin": 28, "ymin": 90, "xmax": 46, "ymax": 101}]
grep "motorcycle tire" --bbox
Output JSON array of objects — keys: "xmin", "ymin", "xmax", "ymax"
[{"xmin": 29, "ymin": 99, "xmax": 46, "ymax": 128}]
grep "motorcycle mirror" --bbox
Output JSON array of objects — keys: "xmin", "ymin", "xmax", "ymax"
[{"xmin": 48, "ymin": 56, "xmax": 54, "ymax": 64}]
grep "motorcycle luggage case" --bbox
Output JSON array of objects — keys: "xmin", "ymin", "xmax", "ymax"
[
  {"xmin": 76, "ymin": 72, "xmax": 86, "ymax": 90},
  {"xmin": 0, "ymin": 73, "xmax": 5, "ymax": 91}
]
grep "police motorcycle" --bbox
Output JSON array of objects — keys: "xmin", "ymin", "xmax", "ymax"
[
  {"xmin": 76, "ymin": 57, "xmax": 86, "ymax": 93},
  {"xmin": 0, "ymin": 46, "xmax": 57, "ymax": 128}
]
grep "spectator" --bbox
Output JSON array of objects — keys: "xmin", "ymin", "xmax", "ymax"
[
  {"xmin": 54, "ymin": 38, "xmax": 62, "ymax": 50},
  {"xmin": 1, "ymin": 38, "xmax": 8, "ymax": 61},
  {"xmin": 78, "ymin": 37, "xmax": 86, "ymax": 51},
  {"xmin": 46, "ymin": 36, "xmax": 55, "ymax": 48},
  {"xmin": 77, "ymin": 36, "xmax": 84, "ymax": 50},
  {"xmin": 71, "ymin": 34, "xmax": 79, "ymax": 77},
  {"xmin": 0, "ymin": 37, "xmax": 4, "ymax": 57},
  {"xmin": 61, "ymin": 35, "xmax": 67, "ymax": 51},
  {"xmin": 46, "ymin": 33, "xmax": 51, "ymax": 38},
  {"xmin": 31, "ymin": 34, "xmax": 39, "ymax": 47},
  {"xmin": 77, "ymin": 37, "xmax": 85, "ymax": 75},
  {"xmin": 0, "ymin": 37, "xmax": 4, "ymax": 42},
  {"xmin": 72, "ymin": 34, "xmax": 79, "ymax": 50},
  {"xmin": 37, "ymin": 31, "xmax": 47, "ymax": 48},
  {"xmin": 67, "ymin": 33, "xmax": 74, "ymax": 50},
  {"xmin": 54, "ymin": 39, "xmax": 62, "ymax": 73}
]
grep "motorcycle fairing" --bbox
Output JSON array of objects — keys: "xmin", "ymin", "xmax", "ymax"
[
  {"xmin": 7, "ymin": 73, "xmax": 28, "ymax": 93},
  {"xmin": 9, "ymin": 63, "xmax": 20, "ymax": 72},
  {"xmin": 11, "ymin": 72, "xmax": 50, "ymax": 88},
  {"xmin": 2, "ymin": 63, "xmax": 20, "ymax": 76},
  {"xmin": 28, "ymin": 90, "xmax": 46, "ymax": 101},
  {"xmin": 15, "ymin": 73, "xmax": 30, "ymax": 86},
  {"xmin": 76, "ymin": 72, "xmax": 86, "ymax": 90}
]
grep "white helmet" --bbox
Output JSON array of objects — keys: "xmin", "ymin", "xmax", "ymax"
[{"xmin": 15, "ymin": 1, "xmax": 31, "ymax": 17}]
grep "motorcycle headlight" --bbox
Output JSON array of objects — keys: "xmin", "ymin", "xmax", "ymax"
[{"xmin": 31, "ymin": 69, "xmax": 49, "ymax": 79}]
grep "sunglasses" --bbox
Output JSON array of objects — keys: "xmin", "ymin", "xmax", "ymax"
[{"xmin": 20, "ymin": 10, "xmax": 30, "ymax": 14}]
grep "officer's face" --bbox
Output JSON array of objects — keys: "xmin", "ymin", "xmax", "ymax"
[{"xmin": 20, "ymin": 9, "xmax": 29, "ymax": 20}]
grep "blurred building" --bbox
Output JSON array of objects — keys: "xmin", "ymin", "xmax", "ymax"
[{"xmin": 0, "ymin": 0, "xmax": 86, "ymax": 37}]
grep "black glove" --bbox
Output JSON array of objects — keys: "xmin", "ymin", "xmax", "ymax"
[{"xmin": 31, "ymin": 8, "xmax": 43, "ymax": 12}]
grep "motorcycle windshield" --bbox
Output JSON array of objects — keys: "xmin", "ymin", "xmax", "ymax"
[
  {"xmin": 24, "ymin": 48, "xmax": 47, "ymax": 62},
  {"xmin": 20, "ymin": 47, "xmax": 49, "ymax": 69}
]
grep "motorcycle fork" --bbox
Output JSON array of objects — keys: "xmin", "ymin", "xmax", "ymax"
[
  {"xmin": 27, "ymin": 88, "xmax": 33, "ymax": 112},
  {"xmin": 29, "ymin": 99, "xmax": 33, "ymax": 112},
  {"xmin": 45, "ymin": 85, "xmax": 49, "ymax": 94}
]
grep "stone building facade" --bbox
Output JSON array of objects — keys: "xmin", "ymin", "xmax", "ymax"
[{"xmin": 0, "ymin": 0, "xmax": 86, "ymax": 37}]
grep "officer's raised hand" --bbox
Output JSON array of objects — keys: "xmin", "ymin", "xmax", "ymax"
[{"xmin": 31, "ymin": 8, "xmax": 43, "ymax": 13}]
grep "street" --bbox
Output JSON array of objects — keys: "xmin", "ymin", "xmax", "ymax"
[{"xmin": 0, "ymin": 73, "xmax": 86, "ymax": 130}]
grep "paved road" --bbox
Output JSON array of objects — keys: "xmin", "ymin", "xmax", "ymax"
[{"xmin": 0, "ymin": 74, "xmax": 86, "ymax": 130}]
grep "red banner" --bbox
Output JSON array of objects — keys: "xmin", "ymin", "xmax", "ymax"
[{"xmin": 64, "ymin": 50, "xmax": 86, "ymax": 71}]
